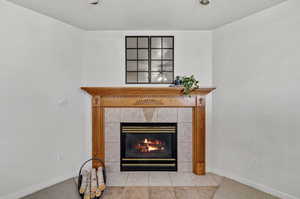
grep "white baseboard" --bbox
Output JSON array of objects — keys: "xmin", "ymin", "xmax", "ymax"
[
  {"xmin": 210, "ymin": 168, "xmax": 299, "ymax": 199},
  {"xmin": 1, "ymin": 172, "xmax": 75, "ymax": 199}
]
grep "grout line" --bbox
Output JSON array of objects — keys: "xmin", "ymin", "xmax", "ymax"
[
  {"xmin": 124, "ymin": 173, "xmax": 129, "ymax": 186},
  {"xmin": 168, "ymin": 173, "xmax": 174, "ymax": 187}
]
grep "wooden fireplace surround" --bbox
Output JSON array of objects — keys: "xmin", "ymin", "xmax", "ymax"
[{"xmin": 81, "ymin": 87, "xmax": 215, "ymax": 175}]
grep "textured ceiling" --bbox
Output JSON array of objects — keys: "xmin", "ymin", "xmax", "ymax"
[{"xmin": 8, "ymin": 0, "xmax": 287, "ymax": 30}]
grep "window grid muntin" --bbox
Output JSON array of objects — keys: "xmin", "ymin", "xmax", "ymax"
[{"xmin": 126, "ymin": 36, "xmax": 174, "ymax": 84}]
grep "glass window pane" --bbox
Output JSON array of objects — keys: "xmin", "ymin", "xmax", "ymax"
[
  {"xmin": 163, "ymin": 49, "xmax": 173, "ymax": 59},
  {"xmin": 126, "ymin": 36, "xmax": 174, "ymax": 84},
  {"xmin": 127, "ymin": 37, "xmax": 137, "ymax": 48},
  {"xmin": 151, "ymin": 72, "xmax": 162, "ymax": 83},
  {"xmin": 127, "ymin": 49, "xmax": 137, "ymax": 59},
  {"xmin": 127, "ymin": 61, "xmax": 137, "ymax": 71},
  {"xmin": 138, "ymin": 72, "xmax": 149, "ymax": 83},
  {"xmin": 162, "ymin": 61, "xmax": 173, "ymax": 71},
  {"xmin": 151, "ymin": 61, "xmax": 162, "ymax": 71},
  {"xmin": 151, "ymin": 49, "xmax": 161, "ymax": 59},
  {"xmin": 163, "ymin": 37, "xmax": 173, "ymax": 48},
  {"xmin": 127, "ymin": 72, "xmax": 137, "ymax": 83},
  {"xmin": 138, "ymin": 37, "xmax": 148, "ymax": 48},
  {"xmin": 151, "ymin": 37, "xmax": 161, "ymax": 48},
  {"xmin": 138, "ymin": 61, "xmax": 148, "ymax": 71},
  {"xmin": 138, "ymin": 49, "xmax": 148, "ymax": 59},
  {"xmin": 163, "ymin": 72, "xmax": 174, "ymax": 83}
]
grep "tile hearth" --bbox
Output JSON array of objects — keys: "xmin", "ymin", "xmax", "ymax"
[
  {"xmin": 106, "ymin": 172, "xmax": 223, "ymax": 187},
  {"xmin": 101, "ymin": 186, "xmax": 218, "ymax": 199}
]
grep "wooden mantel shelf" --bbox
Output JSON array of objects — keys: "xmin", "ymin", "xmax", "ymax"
[
  {"xmin": 81, "ymin": 86, "xmax": 215, "ymax": 176},
  {"xmin": 81, "ymin": 87, "xmax": 216, "ymax": 96}
]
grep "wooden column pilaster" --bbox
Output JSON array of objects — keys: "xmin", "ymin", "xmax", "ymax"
[
  {"xmin": 193, "ymin": 96, "xmax": 206, "ymax": 175},
  {"xmin": 92, "ymin": 96, "xmax": 105, "ymax": 168}
]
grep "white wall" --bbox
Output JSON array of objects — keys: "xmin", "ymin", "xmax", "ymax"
[
  {"xmin": 0, "ymin": 1, "xmax": 85, "ymax": 198},
  {"xmin": 212, "ymin": 1, "xmax": 300, "ymax": 198},
  {"xmin": 81, "ymin": 31, "xmax": 212, "ymax": 87}
]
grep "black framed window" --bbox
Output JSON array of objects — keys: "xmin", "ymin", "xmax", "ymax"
[{"xmin": 126, "ymin": 36, "xmax": 174, "ymax": 84}]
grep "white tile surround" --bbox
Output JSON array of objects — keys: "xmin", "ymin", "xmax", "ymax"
[
  {"xmin": 104, "ymin": 108, "xmax": 223, "ymax": 187},
  {"xmin": 105, "ymin": 108, "xmax": 192, "ymax": 173}
]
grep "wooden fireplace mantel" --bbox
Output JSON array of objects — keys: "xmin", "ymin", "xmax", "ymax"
[
  {"xmin": 81, "ymin": 87, "xmax": 215, "ymax": 175},
  {"xmin": 81, "ymin": 87, "xmax": 215, "ymax": 96}
]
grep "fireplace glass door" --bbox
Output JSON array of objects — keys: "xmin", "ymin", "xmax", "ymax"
[
  {"xmin": 121, "ymin": 123, "xmax": 177, "ymax": 171},
  {"xmin": 124, "ymin": 133, "xmax": 173, "ymax": 158}
]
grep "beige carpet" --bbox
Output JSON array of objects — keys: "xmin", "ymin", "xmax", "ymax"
[
  {"xmin": 213, "ymin": 178, "xmax": 280, "ymax": 199},
  {"xmin": 21, "ymin": 179, "xmax": 81, "ymax": 199}
]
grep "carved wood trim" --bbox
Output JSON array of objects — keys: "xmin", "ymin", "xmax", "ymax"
[{"xmin": 99, "ymin": 96, "xmax": 196, "ymax": 107}]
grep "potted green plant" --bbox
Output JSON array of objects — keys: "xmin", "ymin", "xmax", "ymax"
[{"xmin": 181, "ymin": 75, "xmax": 200, "ymax": 96}]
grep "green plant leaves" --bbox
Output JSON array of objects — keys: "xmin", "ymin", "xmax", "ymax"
[{"xmin": 180, "ymin": 75, "xmax": 200, "ymax": 96}]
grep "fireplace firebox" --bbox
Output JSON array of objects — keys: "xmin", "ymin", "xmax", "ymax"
[{"xmin": 121, "ymin": 123, "xmax": 177, "ymax": 171}]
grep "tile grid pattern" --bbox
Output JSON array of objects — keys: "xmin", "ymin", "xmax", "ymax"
[
  {"xmin": 106, "ymin": 172, "xmax": 223, "ymax": 187},
  {"xmin": 102, "ymin": 186, "xmax": 218, "ymax": 199}
]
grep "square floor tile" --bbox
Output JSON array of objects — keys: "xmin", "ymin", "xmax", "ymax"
[
  {"xmin": 149, "ymin": 172, "xmax": 172, "ymax": 186},
  {"xmin": 191, "ymin": 174, "xmax": 219, "ymax": 186},
  {"xmin": 169, "ymin": 173, "xmax": 195, "ymax": 186},
  {"xmin": 106, "ymin": 173, "xmax": 128, "ymax": 186},
  {"xmin": 123, "ymin": 187, "xmax": 149, "ymax": 199},
  {"xmin": 150, "ymin": 187, "xmax": 176, "ymax": 199},
  {"xmin": 126, "ymin": 172, "xmax": 149, "ymax": 186},
  {"xmin": 102, "ymin": 187, "xmax": 124, "ymax": 199}
]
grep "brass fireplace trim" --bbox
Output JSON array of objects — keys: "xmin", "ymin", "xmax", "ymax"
[
  {"xmin": 122, "ymin": 127, "xmax": 176, "ymax": 133},
  {"xmin": 122, "ymin": 158, "xmax": 176, "ymax": 161},
  {"xmin": 122, "ymin": 131, "xmax": 176, "ymax": 133},
  {"xmin": 122, "ymin": 164, "xmax": 176, "ymax": 167},
  {"xmin": 123, "ymin": 126, "xmax": 176, "ymax": 128}
]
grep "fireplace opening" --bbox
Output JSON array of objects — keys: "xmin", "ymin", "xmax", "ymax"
[{"xmin": 121, "ymin": 123, "xmax": 177, "ymax": 171}]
